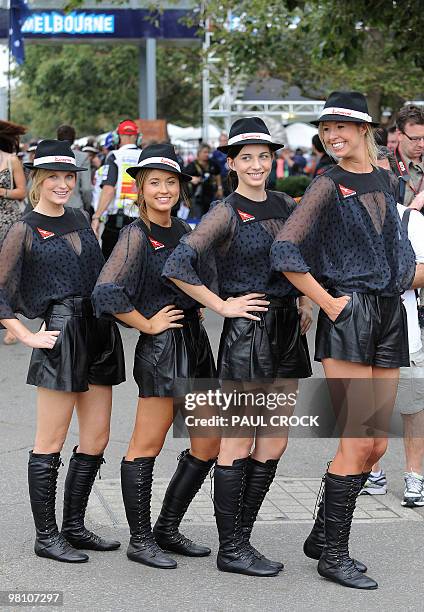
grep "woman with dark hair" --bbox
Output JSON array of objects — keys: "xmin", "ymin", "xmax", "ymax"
[
  {"xmin": 0, "ymin": 120, "xmax": 27, "ymax": 344},
  {"xmin": 0, "ymin": 120, "xmax": 27, "ymax": 242},
  {"xmin": 163, "ymin": 117, "xmax": 312, "ymax": 577},
  {"xmin": 271, "ymin": 92, "xmax": 416, "ymax": 590},
  {"xmin": 92, "ymin": 143, "xmax": 220, "ymax": 570},
  {"xmin": 0, "ymin": 140, "xmax": 125, "ymax": 564}
]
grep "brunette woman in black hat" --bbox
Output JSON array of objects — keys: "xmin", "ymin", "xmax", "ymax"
[
  {"xmin": 163, "ymin": 117, "xmax": 313, "ymax": 577},
  {"xmin": 0, "ymin": 140, "xmax": 125, "ymax": 563},
  {"xmin": 271, "ymin": 91, "xmax": 416, "ymax": 590},
  {"xmin": 92, "ymin": 143, "xmax": 220, "ymax": 570}
]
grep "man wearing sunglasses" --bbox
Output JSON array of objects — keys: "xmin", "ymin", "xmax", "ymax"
[{"xmin": 395, "ymin": 105, "xmax": 424, "ymax": 210}]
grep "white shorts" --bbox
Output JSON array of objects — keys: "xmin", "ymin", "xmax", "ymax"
[{"xmin": 396, "ymin": 349, "xmax": 424, "ymax": 415}]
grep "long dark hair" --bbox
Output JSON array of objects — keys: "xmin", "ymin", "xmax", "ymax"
[{"xmin": 0, "ymin": 120, "xmax": 26, "ymax": 153}]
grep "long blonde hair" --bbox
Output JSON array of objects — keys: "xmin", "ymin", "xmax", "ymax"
[
  {"xmin": 135, "ymin": 168, "xmax": 191, "ymax": 228},
  {"xmin": 29, "ymin": 169, "xmax": 53, "ymax": 207},
  {"xmin": 318, "ymin": 122, "xmax": 378, "ymax": 165}
]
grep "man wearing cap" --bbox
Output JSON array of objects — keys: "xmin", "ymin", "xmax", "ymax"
[
  {"xmin": 91, "ymin": 120, "xmax": 142, "ymax": 259},
  {"xmin": 57, "ymin": 125, "xmax": 92, "ymax": 212}
]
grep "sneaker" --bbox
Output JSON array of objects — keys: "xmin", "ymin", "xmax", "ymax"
[
  {"xmin": 360, "ymin": 470, "xmax": 387, "ymax": 495},
  {"xmin": 401, "ymin": 472, "xmax": 424, "ymax": 507}
]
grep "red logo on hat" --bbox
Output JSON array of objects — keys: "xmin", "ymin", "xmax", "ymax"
[
  {"xmin": 237, "ymin": 209, "xmax": 256, "ymax": 222},
  {"xmin": 338, "ymin": 184, "xmax": 357, "ymax": 198},
  {"xmin": 54, "ymin": 156, "xmax": 73, "ymax": 163},
  {"xmin": 149, "ymin": 237, "xmax": 165, "ymax": 250},
  {"xmin": 241, "ymin": 133, "xmax": 263, "ymax": 140},
  {"xmin": 332, "ymin": 108, "xmax": 352, "ymax": 116},
  {"xmin": 36, "ymin": 227, "xmax": 55, "ymax": 240},
  {"xmin": 161, "ymin": 158, "xmax": 178, "ymax": 169}
]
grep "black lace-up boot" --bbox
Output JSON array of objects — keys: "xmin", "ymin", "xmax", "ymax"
[
  {"xmin": 153, "ymin": 449, "xmax": 214, "ymax": 556},
  {"xmin": 121, "ymin": 457, "xmax": 177, "ymax": 569},
  {"xmin": 28, "ymin": 451, "xmax": 88, "ymax": 563},
  {"xmin": 242, "ymin": 457, "xmax": 283, "ymax": 571},
  {"xmin": 303, "ymin": 466, "xmax": 368, "ymax": 573},
  {"xmin": 214, "ymin": 458, "xmax": 279, "ymax": 577},
  {"xmin": 61, "ymin": 446, "xmax": 120, "ymax": 551},
  {"xmin": 317, "ymin": 472, "xmax": 377, "ymax": 589}
]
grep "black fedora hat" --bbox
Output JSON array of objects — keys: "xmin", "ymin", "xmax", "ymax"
[
  {"xmin": 312, "ymin": 91, "xmax": 379, "ymax": 126},
  {"xmin": 217, "ymin": 117, "xmax": 284, "ymax": 154},
  {"xmin": 126, "ymin": 143, "xmax": 192, "ymax": 182},
  {"xmin": 23, "ymin": 139, "xmax": 87, "ymax": 172}
]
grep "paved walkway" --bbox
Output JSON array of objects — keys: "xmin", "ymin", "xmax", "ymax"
[{"xmin": 1, "ymin": 313, "xmax": 423, "ymax": 611}]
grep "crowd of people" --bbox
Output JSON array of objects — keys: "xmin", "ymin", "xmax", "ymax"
[{"xmin": 0, "ymin": 95, "xmax": 424, "ymax": 591}]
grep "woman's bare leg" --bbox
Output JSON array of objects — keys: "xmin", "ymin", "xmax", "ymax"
[
  {"xmin": 126, "ymin": 397, "xmax": 174, "ymax": 460},
  {"xmin": 363, "ymin": 366, "xmax": 399, "ymax": 471},
  {"xmin": 75, "ymin": 384, "xmax": 112, "ymax": 456},
  {"xmin": 33, "ymin": 387, "xmax": 76, "ymax": 453},
  {"xmin": 323, "ymin": 359, "xmax": 375, "ymax": 475}
]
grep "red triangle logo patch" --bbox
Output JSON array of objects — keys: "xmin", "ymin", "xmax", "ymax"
[
  {"xmin": 339, "ymin": 184, "xmax": 357, "ymax": 198},
  {"xmin": 149, "ymin": 237, "xmax": 165, "ymax": 250},
  {"xmin": 36, "ymin": 227, "xmax": 55, "ymax": 240},
  {"xmin": 237, "ymin": 209, "xmax": 256, "ymax": 222}
]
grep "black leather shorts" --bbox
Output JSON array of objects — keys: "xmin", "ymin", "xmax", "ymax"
[
  {"xmin": 315, "ymin": 291, "xmax": 409, "ymax": 368},
  {"xmin": 133, "ymin": 309, "xmax": 217, "ymax": 398},
  {"xmin": 27, "ymin": 297, "xmax": 126, "ymax": 392},
  {"xmin": 217, "ymin": 297, "xmax": 312, "ymax": 381}
]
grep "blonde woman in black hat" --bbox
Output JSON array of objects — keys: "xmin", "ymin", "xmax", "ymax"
[
  {"xmin": 163, "ymin": 117, "xmax": 313, "ymax": 577},
  {"xmin": 0, "ymin": 140, "xmax": 125, "ymax": 564},
  {"xmin": 271, "ymin": 91, "xmax": 416, "ymax": 590},
  {"xmin": 92, "ymin": 143, "xmax": 221, "ymax": 570}
]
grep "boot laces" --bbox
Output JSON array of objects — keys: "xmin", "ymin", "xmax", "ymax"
[
  {"xmin": 133, "ymin": 531, "xmax": 163, "ymax": 555},
  {"xmin": 243, "ymin": 464, "xmax": 276, "ymax": 534},
  {"xmin": 177, "ymin": 449, "xmax": 190, "ymax": 462},
  {"xmin": 334, "ymin": 480, "xmax": 361, "ymax": 568},
  {"xmin": 209, "ymin": 466, "xmax": 215, "ymax": 504},
  {"xmin": 313, "ymin": 461, "xmax": 331, "ymax": 520},
  {"xmin": 98, "ymin": 457, "xmax": 105, "ymax": 480},
  {"xmin": 43, "ymin": 458, "xmax": 63, "ymax": 530}
]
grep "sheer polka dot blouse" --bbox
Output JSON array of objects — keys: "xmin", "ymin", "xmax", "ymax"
[
  {"xmin": 162, "ymin": 191, "xmax": 299, "ymax": 299},
  {"xmin": 0, "ymin": 209, "xmax": 104, "ymax": 320},
  {"xmin": 270, "ymin": 166, "xmax": 416, "ymax": 295},
  {"xmin": 92, "ymin": 218, "xmax": 199, "ymax": 320}
]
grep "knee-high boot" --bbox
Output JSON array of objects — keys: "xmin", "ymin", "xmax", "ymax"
[
  {"xmin": 61, "ymin": 446, "xmax": 120, "ymax": 551},
  {"xmin": 153, "ymin": 449, "xmax": 214, "ymax": 556},
  {"xmin": 303, "ymin": 468, "xmax": 369, "ymax": 573},
  {"xmin": 28, "ymin": 451, "xmax": 88, "ymax": 563},
  {"xmin": 214, "ymin": 458, "xmax": 279, "ymax": 577},
  {"xmin": 317, "ymin": 472, "xmax": 377, "ymax": 589},
  {"xmin": 121, "ymin": 457, "xmax": 177, "ymax": 569},
  {"xmin": 242, "ymin": 457, "xmax": 283, "ymax": 571}
]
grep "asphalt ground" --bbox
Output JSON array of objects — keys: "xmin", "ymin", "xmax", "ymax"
[{"xmin": 1, "ymin": 311, "xmax": 423, "ymax": 612}]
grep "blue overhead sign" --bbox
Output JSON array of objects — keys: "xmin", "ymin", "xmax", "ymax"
[{"xmin": 0, "ymin": 8, "xmax": 197, "ymax": 41}]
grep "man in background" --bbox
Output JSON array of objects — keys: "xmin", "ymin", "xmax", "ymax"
[
  {"xmin": 57, "ymin": 124, "xmax": 92, "ymax": 211},
  {"xmin": 91, "ymin": 119, "xmax": 142, "ymax": 258}
]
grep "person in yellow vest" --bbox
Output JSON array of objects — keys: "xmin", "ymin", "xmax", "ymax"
[{"xmin": 91, "ymin": 120, "xmax": 142, "ymax": 259}]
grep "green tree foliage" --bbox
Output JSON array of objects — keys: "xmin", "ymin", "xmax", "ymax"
[
  {"xmin": 197, "ymin": 0, "xmax": 424, "ymax": 118},
  {"xmin": 11, "ymin": 43, "xmax": 202, "ymax": 138}
]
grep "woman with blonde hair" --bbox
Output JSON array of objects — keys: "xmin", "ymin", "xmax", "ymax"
[
  {"xmin": 0, "ymin": 120, "xmax": 27, "ymax": 344},
  {"xmin": 271, "ymin": 92, "xmax": 416, "ymax": 589},
  {"xmin": 92, "ymin": 143, "xmax": 220, "ymax": 570},
  {"xmin": 0, "ymin": 140, "xmax": 125, "ymax": 563}
]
